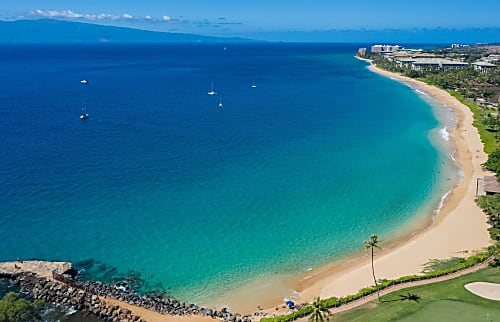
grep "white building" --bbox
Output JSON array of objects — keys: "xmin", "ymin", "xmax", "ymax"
[
  {"xmin": 357, "ymin": 48, "xmax": 367, "ymax": 57},
  {"xmin": 396, "ymin": 58, "xmax": 416, "ymax": 68},
  {"xmin": 472, "ymin": 61, "xmax": 497, "ymax": 73},
  {"xmin": 371, "ymin": 45, "xmax": 402, "ymax": 53},
  {"xmin": 411, "ymin": 58, "xmax": 468, "ymax": 72}
]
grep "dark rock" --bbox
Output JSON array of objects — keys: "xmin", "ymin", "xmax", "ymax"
[{"xmin": 4, "ymin": 271, "xmax": 224, "ymax": 322}]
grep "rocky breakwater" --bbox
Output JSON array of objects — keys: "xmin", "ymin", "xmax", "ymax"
[
  {"xmin": 60, "ymin": 277, "xmax": 253, "ymax": 322},
  {"xmin": 1, "ymin": 261, "xmax": 253, "ymax": 322},
  {"xmin": 11, "ymin": 272, "xmax": 143, "ymax": 322}
]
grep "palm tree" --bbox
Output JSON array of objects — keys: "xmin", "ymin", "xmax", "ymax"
[
  {"xmin": 308, "ymin": 297, "xmax": 331, "ymax": 322},
  {"xmin": 364, "ymin": 234, "xmax": 382, "ymax": 303}
]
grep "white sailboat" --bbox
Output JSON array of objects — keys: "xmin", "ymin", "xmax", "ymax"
[
  {"xmin": 251, "ymin": 80, "xmax": 257, "ymax": 88},
  {"xmin": 207, "ymin": 82, "xmax": 218, "ymax": 95},
  {"xmin": 80, "ymin": 105, "xmax": 89, "ymax": 119},
  {"xmin": 218, "ymin": 98, "xmax": 223, "ymax": 108},
  {"xmin": 80, "ymin": 79, "xmax": 89, "ymax": 119}
]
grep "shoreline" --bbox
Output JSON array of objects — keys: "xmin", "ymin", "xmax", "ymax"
[
  {"xmin": 207, "ymin": 57, "xmax": 493, "ymax": 315},
  {"xmin": 302, "ymin": 61, "xmax": 492, "ymax": 299},
  {"xmin": 0, "ymin": 261, "xmax": 222, "ymax": 322},
  {"xmin": 1, "ymin": 57, "xmax": 493, "ymax": 321}
]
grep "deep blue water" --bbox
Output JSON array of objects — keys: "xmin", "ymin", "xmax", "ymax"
[{"xmin": 0, "ymin": 43, "xmax": 452, "ymax": 304}]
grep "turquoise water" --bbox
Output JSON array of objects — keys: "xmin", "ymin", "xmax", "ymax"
[{"xmin": 0, "ymin": 44, "xmax": 455, "ymax": 303}]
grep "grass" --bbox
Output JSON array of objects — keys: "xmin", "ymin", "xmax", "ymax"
[
  {"xmin": 446, "ymin": 90, "xmax": 497, "ymax": 154},
  {"xmin": 415, "ymin": 77, "xmax": 498, "ymax": 154},
  {"xmin": 330, "ymin": 266, "xmax": 500, "ymax": 322},
  {"xmin": 397, "ymin": 300, "xmax": 500, "ymax": 322}
]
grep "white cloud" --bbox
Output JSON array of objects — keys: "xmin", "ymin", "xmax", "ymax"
[
  {"xmin": 30, "ymin": 9, "xmax": 131, "ymax": 21},
  {"xmin": 35, "ymin": 9, "xmax": 82, "ymax": 18},
  {"xmin": 97, "ymin": 13, "xmax": 115, "ymax": 20},
  {"xmin": 24, "ymin": 9, "xmax": 243, "ymax": 29}
]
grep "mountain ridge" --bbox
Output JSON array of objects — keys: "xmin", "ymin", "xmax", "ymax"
[
  {"xmin": 1, "ymin": 19, "xmax": 498, "ymax": 44},
  {"xmin": 0, "ymin": 19, "xmax": 259, "ymax": 43}
]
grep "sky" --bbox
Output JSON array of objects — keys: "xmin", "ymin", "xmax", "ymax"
[{"xmin": 1, "ymin": 0, "xmax": 500, "ymax": 39}]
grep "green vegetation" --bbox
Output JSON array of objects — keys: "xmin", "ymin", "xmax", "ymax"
[
  {"xmin": 364, "ymin": 234, "xmax": 382, "ymax": 302},
  {"xmin": 477, "ymin": 194, "xmax": 500, "ymax": 267},
  {"xmin": 266, "ymin": 48, "xmax": 500, "ymax": 322},
  {"xmin": 365, "ymin": 46, "xmax": 500, "ymax": 266},
  {"xmin": 0, "ymin": 292, "xmax": 44, "ymax": 322},
  {"xmin": 446, "ymin": 89, "xmax": 497, "ymax": 154},
  {"xmin": 261, "ymin": 252, "xmax": 493, "ymax": 322},
  {"xmin": 483, "ymin": 150, "xmax": 500, "ymax": 173},
  {"xmin": 308, "ymin": 297, "xmax": 330, "ymax": 322},
  {"xmin": 422, "ymin": 257, "xmax": 477, "ymax": 274},
  {"xmin": 397, "ymin": 301, "xmax": 499, "ymax": 322},
  {"xmin": 261, "ymin": 307, "xmax": 312, "ymax": 322},
  {"xmin": 359, "ymin": 47, "xmax": 500, "ymax": 320},
  {"xmin": 365, "ymin": 48, "xmax": 500, "ymax": 154},
  {"xmin": 330, "ymin": 266, "xmax": 500, "ymax": 322}
]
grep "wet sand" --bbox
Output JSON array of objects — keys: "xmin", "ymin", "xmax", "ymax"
[
  {"xmin": 300, "ymin": 62, "xmax": 492, "ymax": 301},
  {"xmin": 209, "ymin": 58, "xmax": 492, "ymax": 315}
]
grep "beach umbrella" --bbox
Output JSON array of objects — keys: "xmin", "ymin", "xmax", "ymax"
[{"xmin": 286, "ymin": 300, "xmax": 295, "ymax": 308}]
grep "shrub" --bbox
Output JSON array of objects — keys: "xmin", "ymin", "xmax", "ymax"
[
  {"xmin": 0, "ymin": 292, "xmax": 44, "ymax": 322},
  {"xmin": 261, "ymin": 251, "xmax": 491, "ymax": 322}
]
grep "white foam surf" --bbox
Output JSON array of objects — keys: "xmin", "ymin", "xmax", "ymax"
[
  {"xmin": 415, "ymin": 89, "xmax": 430, "ymax": 97},
  {"xmin": 439, "ymin": 127, "xmax": 450, "ymax": 141},
  {"xmin": 433, "ymin": 190, "xmax": 451, "ymax": 221}
]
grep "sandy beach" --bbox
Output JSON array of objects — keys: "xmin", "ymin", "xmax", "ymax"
[
  {"xmin": 298, "ymin": 62, "xmax": 493, "ymax": 301},
  {"xmin": 0, "ymin": 260, "xmax": 216, "ymax": 322},
  {"xmin": 0, "ymin": 59, "xmax": 493, "ymax": 322},
  {"xmin": 212, "ymin": 59, "xmax": 493, "ymax": 315}
]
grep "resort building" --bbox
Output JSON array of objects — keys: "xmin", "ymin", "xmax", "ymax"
[
  {"xmin": 451, "ymin": 44, "xmax": 470, "ymax": 49},
  {"xmin": 396, "ymin": 58, "xmax": 416, "ymax": 68},
  {"xmin": 383, "ymin": 49, "xmax": 437, "ymax": 63},
  {"xmin": 410, "ymin": 58, "xmax": 468, "ymax": 72},
  {"xmin": 371, "ymin": 44, "xmax": 402, "ymax": 53},
  {"xmin": 485, "ymin": 54, "xmax": 500, "ymax": 62},
  {"xmin": 357, "ymin": 48, "xmax": 367, "ymax": 57},
  {"xmin": 472, "ymin": 61, "xmax": 497, "ymax": 73},
  {"xmin": 383, "ymin": 51, "xmax": 434, "ymax": 63}
]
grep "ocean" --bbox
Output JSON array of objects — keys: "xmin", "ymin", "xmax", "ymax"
[{"xmin": 0, "ymin": 43, "xmax": 458, "ymax": 306}]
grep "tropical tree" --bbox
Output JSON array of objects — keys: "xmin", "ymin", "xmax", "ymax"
[
  {"xmin": 0, "ymin": 292, "xmax": 44, "ymax": 322},
  {"xmin": 308, "ymin": 297, "xmax": 331, "ymax": 322},
  {"xmin": 364, "ymin": 234, "xmax": 382, "ymax": 302}
]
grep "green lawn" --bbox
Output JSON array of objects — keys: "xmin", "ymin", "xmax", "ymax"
[
  {"xmin": 398, "ymin": 300, "xmax": 500, "ymax": 322},
  {"xmin": 331, "ymin": 267, "xmax": 500, "ymax": 322}
]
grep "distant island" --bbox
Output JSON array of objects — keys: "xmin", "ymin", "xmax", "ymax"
[
  {"xmin": 2, "ymin": 19, "xmax": 500, "ymax": 43},
  {"xmin": 0, "ymin": 19, "xmax": 260, "ymax": 44}
]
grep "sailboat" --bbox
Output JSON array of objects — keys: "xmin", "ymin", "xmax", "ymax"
[
  {"xmin": 251, "ymin": 80, "xmax": 257, "ymax": 88},
  {"xmin": 207, "ymin": 82, "xmax": 218, "ymax": 95},
  {"xmin": 80, "ymin": 79, "xmax": 89, "ymax": 119},
  {"xmin": 80, "ymin": 106, "xmax": 89, "ymax": 119},
  {"xmin": 218, "ymin": 98, "xmax": 223, "ymax": 108}
]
